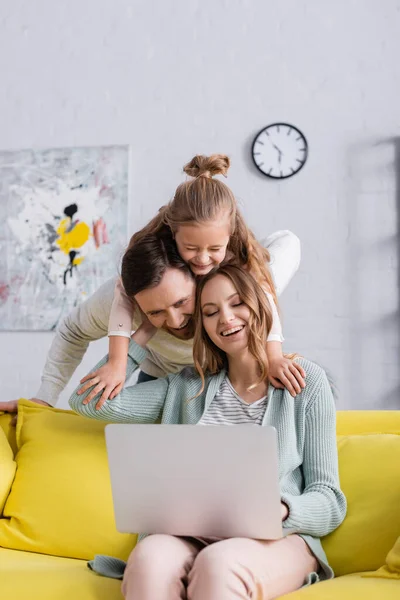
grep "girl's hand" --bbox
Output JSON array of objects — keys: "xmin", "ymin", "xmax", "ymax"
[
  {"xmin": 269, "ymin": 356, "xmax": 306, "ymax": 397},
  {"xmin": 78, "ymin": 359, "xmax": 127, "ymax": 409}
]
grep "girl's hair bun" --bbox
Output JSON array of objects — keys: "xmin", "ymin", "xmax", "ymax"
[{"xmin": 183, "ymin": 154, "xmax": 230, "ymax": 179}]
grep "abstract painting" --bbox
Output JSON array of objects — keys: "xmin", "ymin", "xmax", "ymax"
[{"xmin": 0, "ymin": 145, "xmax": 128, "ymax": 330}]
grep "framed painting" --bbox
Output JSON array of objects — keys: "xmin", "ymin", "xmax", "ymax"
[{"xmin": 0, "ymin": 144, "xmax": 128, "ymax": 330}]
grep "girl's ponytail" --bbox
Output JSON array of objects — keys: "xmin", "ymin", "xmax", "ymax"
[{"xmin": 183, "ymin": 154, "xmax": 230, "ymax": 179}]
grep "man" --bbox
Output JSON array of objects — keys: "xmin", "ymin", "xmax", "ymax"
[{"xmin": 0, "ymin": 232, "xmax": 197, "ymax": 415}]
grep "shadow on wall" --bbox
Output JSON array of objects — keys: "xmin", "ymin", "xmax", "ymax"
[{"xmin": 346, "ymin": 137, "xmax": 400, "ymax": 409}]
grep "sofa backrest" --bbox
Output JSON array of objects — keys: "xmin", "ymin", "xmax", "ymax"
[
  {"xmin": 3, "ymin": 408, "xmax": 400, "ymax": 458},
  {"xmin": 336, "ymin": 410, "xmax": 400, "ymax": 435}
]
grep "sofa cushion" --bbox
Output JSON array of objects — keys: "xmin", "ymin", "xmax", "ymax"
[
  {"xmin": 0, "ymin": 428, "xmax": 16, "ymax": 513},
  {"xmin": 0, "ymin": 548, "xmax": 123, "ymax": 600},
  {"xmin": 363, "ymin": 536, "xmax": 400, "ymax": 580},
  {"xmin": 0, "ymin": 400, "xmax": 136, "ymax": 561},
  {"xmin": 0, "ymin": 411, "xmax": 17, "ymax": 455},
  {"xmin": 322, "ymin": 433, "xmax": 400, "ymax": 576},
  {"xmin": 279, "ymin": 571, "xmax": 400, "ymax": 599}
]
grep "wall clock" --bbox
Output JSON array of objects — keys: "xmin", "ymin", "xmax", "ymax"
[{"xmin": 251, "ymin": 123, "xmax": 308, "ymax": 179}]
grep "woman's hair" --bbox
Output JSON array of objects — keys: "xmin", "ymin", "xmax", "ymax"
[
  {"xmin": 121, "ymin": 229, "xmax": 192, "ymax": 299},
  {"xmin": 192, "ymin": 265, "xmax": 273, "ymax": 396},
  {"xmin": 125, "ymin": 154, "xmax": 277, "ymax": 305}
]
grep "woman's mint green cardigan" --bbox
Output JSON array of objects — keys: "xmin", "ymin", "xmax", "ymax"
[{"xmin": 69, "ymin": 341, "xmax": 347, "ymax": 581}]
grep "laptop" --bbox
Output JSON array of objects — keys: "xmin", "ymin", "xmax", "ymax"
[{"xmin": 105, "ymin": 424, "xmax": 286, "ymax": 540}]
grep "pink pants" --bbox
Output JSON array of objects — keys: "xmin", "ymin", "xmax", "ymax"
[{"xmin": 122, "ymin": 534, "xmax": 318, "ymax": 600}]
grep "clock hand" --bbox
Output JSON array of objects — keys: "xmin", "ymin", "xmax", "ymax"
[{"xmin": 267, "ymin": 138, "xmax": 284, "ymax": 157}]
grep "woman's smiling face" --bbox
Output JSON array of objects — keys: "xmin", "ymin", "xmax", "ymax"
[{"xmin": 200, "ymin": 274, "xmax": 250, "ymax": 355}]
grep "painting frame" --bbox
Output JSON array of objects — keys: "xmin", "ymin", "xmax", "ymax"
[{"xmin": 0, "ymin": 144, "xmax": 129, "ymax": 331}]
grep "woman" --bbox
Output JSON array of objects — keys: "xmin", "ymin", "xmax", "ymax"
[{"xmin": 70, "ymin": 265, "xmax": 346, "ymax": 600}]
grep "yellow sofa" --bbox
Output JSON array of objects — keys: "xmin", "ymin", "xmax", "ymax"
[{"xmin": 0, "ymin": 402, "xmax": 399, "ymax": 600}]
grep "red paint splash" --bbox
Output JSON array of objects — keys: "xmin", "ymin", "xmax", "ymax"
[
  {"xmin": 0, "ymin": 282, "xmax": 9, "ymax": 303},
  {"xmin": 93, "ymin": 218, "xmax": 109, "ymax": 248}
]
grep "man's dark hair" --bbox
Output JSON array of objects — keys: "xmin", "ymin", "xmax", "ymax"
[{"xmin": 121, "ymin": 228, "xmax": 193, "ymax": 298}]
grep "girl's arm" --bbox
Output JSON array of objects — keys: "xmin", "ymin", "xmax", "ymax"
[
  {"xmin": 266, "ymin": 290, "xmax": 284, "ymax": 344},
  {"xmin": 263, "ymin": 230, "xmax": 301, "ymax": 297},
  {"xmin": 262, "ymin": 232, "xmax": 305, "ymax": 396},
  {"xmin": 108, "ymin": 277, "xmax": 135, "ymax": 338},
  {"xmin": 80, "ymin": 278, "xmax": 137, "ymax": 406},
  {"xmin": 265, "ymin": 290, "xmax": 306, "ymax": 397},
  {"xmin": 69, "ymin": 336, "xmax": 167, "ymax": 423},
  {"xmin": 281, "ymin": 366, "xmax": 347, "ymax": 537}
]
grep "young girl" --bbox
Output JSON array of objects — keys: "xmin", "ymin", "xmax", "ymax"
[
  {"xmin": 71, "ymin": 265, "xmax": 346, "ymax": 600},
  {"xmin": 82, "ymin": 154, "xmax": 305, "ymax": 404}
]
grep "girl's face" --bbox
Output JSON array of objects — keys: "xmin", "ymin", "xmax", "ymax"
[
  {"xmin": 174, "ymin": 213, "xmax": 231, "ymax": 276},
  {"xmin": 200, "ymin": 274, "xmax": 250, "ymax": 355}
]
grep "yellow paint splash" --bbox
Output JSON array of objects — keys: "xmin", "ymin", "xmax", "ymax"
[{"xmin": 56, "ymin": 219, "xmax": 91, "ymax": 255}]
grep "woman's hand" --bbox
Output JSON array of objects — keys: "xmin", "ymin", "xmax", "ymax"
[
  {"xmin": 281, "ymin": 502, "xmax": 289, "ymax": 521},
  {"xmin": 79, "ymin": 359, "xmax": 127, "ymax": 409},
  {"xmin": 269, "ymin": 356, "xmax": 306, "ymax": 397}
]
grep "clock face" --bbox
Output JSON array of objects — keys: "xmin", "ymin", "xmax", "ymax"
[{"xmin": 251, "ymin": 123, "xmax": 308, "ymax": 179}]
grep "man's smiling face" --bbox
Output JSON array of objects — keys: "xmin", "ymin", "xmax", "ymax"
[{"xmin": 134, "ymin": 268, "xmax": 196, "ymax": 340}]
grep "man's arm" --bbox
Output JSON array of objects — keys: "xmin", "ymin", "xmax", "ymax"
[{"xmin": 35, "ymin": 278, "xmax": 117, "ymax": 406}]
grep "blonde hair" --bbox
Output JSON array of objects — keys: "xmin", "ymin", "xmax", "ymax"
[
  {"xmin": 127, "ymin": 154, "xmax": 277, "ymax": 305},
  {"xmin": 192, "ymin": 265, "xmax": 273, "ymax": 397}
]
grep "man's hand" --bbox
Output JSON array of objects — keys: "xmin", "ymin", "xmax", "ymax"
[
  {"xmin": 0, "ymin": 398, "xmax": 51, "ymax": 426},
  {"xmin": 0, "ymin": 399, "xmax": 19, "ymax": 414}
]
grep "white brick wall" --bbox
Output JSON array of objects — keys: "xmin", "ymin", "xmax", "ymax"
[{"xmin": 0, "ymin": 0, "xmax": 399, "ymax": 409}]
